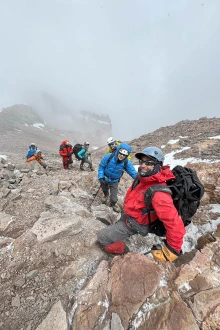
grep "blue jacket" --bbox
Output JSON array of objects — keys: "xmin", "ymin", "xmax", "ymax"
[
  {"xmin": 78, "ymin": 147, "xmax": 89, "ymax": 159},
  {"xmin": 26, "ymin": 149, "xmax": 36, "ymax": 159},
  {"xmin": 98, "ymin": 143, "xmax": 137, "ymax": 183}
]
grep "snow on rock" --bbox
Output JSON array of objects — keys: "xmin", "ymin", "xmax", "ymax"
[
  {"xmin": 167, "ymin": 139, "xmax": 180, "ymax": 144},
  {"xmin": 208, "ymin": 135, "xmax": 220, "ymax": 139}
]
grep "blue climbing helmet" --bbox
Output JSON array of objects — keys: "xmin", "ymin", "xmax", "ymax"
[{"xmin": 135, "ymin": 147, "xmax": 164, "ymax": 164}]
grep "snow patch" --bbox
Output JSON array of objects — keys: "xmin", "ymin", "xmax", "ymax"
[
  {"xmin": 161, "ymin": 145, "xmax": 166, "ymax": 149},
  {"xmin": 0, "ymin": 155, "xmax": 7, "ymax": 159},
  {"xmin": 167, "ymin": 139, "xmax": 179, "ymax": 144},
  {"xmin": 98, "ymin": 295, "xmax": 109, "ymax": 323},
  {"xmin": 164, "ymin": 146, "xmax": 220, "ymax": 168},
  {"xmin": 182, "ymin": 208, "xmax": 220, "ymax": 253},
  {"xmin": 208, "ymin": 135, "xmax": 220, "ymax": 140},
  {"xmin": 33, "ymin": 123, "xmax": 45, "ymax": 129}
]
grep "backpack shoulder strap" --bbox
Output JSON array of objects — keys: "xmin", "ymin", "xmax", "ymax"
[
  {"xmin": 106, "ymin": 151, "xmax": 115, "ymax": 165},
  {"xmin": 144, "ymin": 184, "xmax": 172, "ymax": 223}
]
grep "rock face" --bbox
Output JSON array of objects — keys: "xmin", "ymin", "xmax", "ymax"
[
  {"xmin": 0, "ymin": 116, "xmax": 220, "ymax": 330},
  {"xmin": 130, "ymin": 117, "xmax": 220, "ymax": 164}
]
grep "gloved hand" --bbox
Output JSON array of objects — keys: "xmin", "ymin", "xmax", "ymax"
[
  {"xmin": 151, "ymin": 241, "xmax": 180, "ymax": 262},
  {"xmin": 99, "ymin": 178, "xmax": 105, "ymax": 185},
  {"xmin": 67, "ymin": 152, "xmax": 71, "ymax": 157}
]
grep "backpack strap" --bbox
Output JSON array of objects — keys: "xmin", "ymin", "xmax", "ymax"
[
  {"xmin": 144, "ymin": 184, "xmax": 172, "ymax": 223},
  {"xmin": 106, "ymin": 152, "xmax": 128, "ymax": 172}
]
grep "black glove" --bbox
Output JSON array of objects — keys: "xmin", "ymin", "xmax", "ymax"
[
  {"xmin": 151, "ymin": 240, "xmax": 181, "ymax": 262},
  {"xmin": 67, "ymin": 152, "xmax": 71, "ymax": 157},
  {"xmin": 99, "ymin": 178, "xmax": 105, "ymax": 185}
]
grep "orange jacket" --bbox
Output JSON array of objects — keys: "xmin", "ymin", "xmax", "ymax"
[{"xmin": 26, "ymin": 153, "xmax": 43, "ymax": 164}]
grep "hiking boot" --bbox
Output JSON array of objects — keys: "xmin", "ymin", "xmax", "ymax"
[
  {"xmin": 90, "ymin": 168, "xmax": 95, "ymax": 172},
  {"xmin": 101, "ymin": 195, "xmax": 108, "ymax": 204},
  {"xmin": 80, "ymin": 167, "xmax": 85, "ymax": 171},
  {"xmin": 112, "ymin": 203, "xmax": 121, "ymax": 213}
]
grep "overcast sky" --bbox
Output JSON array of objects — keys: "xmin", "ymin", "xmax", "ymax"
[{"xmin": 1, "ymin": 0, "xmax": 220, "ymax": 140}]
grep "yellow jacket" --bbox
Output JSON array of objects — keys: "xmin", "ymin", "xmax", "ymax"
[{"xmin": 106, "ymin": 141, "xmax": 131, "ymax": 160}]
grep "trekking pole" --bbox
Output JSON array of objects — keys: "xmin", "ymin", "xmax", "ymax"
[{"xmin": 87, "ymin": 185, "xmax": 101, "ymax": 209}]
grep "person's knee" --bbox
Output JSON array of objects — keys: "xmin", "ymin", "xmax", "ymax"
[{"xmin": 97, "ymin": 229, "xmax": 110, "ymax": 246}]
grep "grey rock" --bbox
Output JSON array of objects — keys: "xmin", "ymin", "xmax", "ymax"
[{"xmin": 11, "ymin": 295, "xmax": 20, "ymax": 307}]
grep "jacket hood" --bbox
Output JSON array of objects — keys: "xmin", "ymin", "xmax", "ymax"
[
  {"xmin": 61, "ymin": 140, "xmax": 70, "ymax": 146},
  {"xmin": 139, "ymin": 166, "xmax": 175, "ymax": 183},
  {"xmin": 115, "ymin": 143, "xmax": 132, "ymax": 156}
]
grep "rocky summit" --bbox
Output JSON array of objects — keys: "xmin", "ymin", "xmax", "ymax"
[{"xmin": 0, "ymin": 116, "xmax": 220, "ymax": 330}]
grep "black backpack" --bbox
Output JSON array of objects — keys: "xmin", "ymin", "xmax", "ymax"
[
  {"xmin": 73, "ymin": 144, "xmax": 83, "ymax": 160},
  {"xmin": 144, "ymin": 165, "xmax": 205, "ymax": 227}
]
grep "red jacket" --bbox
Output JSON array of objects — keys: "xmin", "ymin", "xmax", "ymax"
[
  {"xmin": 124, "ymin": 166, "xmax": 186, "ymax": 252},
  {"xmin": 59, "ymin": 140, "xmax": 73, "ymax": 158}
]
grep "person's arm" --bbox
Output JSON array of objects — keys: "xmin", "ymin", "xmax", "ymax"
[
  {"xmin": 26, "ymin": 154, "xmax": 36, "ymax": 163},
  {"xmin": 98, "ymin": 155, "xmax": 109, "ymax": 180},
  {"xmin": 59, "ymin": 146, "xmax": 68, "ymax": 157},
  {"xmin": 151, "ymin": 192, "xmax": 186, "ymax": 252},
  {"xmin": 125, "ymin": 160, "xmax": 137, "ymax": 179}
]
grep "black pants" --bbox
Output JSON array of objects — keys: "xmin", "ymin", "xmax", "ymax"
[{"xmin": 100, "ymin": 181, "xmax": 118, "ymax": 205}]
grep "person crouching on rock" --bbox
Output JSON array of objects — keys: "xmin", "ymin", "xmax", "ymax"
[
  {"xmin": 59, "ymin": 140, "xmax": 73, "ymax": 169},
  {"xmin": 26, "ymin": 150, "xmax": 47, "ymax": 169},
  {"xmin": 98, "ymin": 143, "xmax": 137, "ymax": 213},
  {"xmin": 97, "ymin": 146, "xmax": 186, "ymax": 262}
]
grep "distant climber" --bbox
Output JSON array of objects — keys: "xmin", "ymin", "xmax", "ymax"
[
  {"xmin": 26, "ymin": 143, "xmax": 38, "ymax": 159},
  {"xmin": 106, "ymin": 137, "xmax": 131, "ymax": 160},
  {"xmin": 98, "ymin": 143, "xmax": 136, "ymax": 213},
  {"xmin": 26, "ymin": 150, "xmax": 47, "ymax": 169},
  {"xmin": 59, "ymin": 140, "xmax": 73, "ymax": 169},
  {"xmin": 77, "ymin": 142, "xmax": 95, "ymax": 171}
]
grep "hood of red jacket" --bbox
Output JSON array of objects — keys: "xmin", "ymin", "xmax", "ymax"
[{"xmin": 139, "ymin": 165, "xmax": 175, "ymax": 184}]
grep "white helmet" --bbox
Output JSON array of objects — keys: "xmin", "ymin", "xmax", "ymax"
[
  {"xmin": 31, "ymin": 142, "xmax": 35, "ymax": 146},
  {"xmin": 118, "ymin": 148, "xmax": 129, "ymax": 156},
  {"xmin": 107, "ymin": 137, "xmax": 116, "ymax": 145},
  {"xmin": 36, "ymin": 150, "xmax": 41, "ymax": 154}
]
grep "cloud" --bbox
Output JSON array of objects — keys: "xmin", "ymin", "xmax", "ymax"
[{"xmin": 0, "ymin": 0, "xmax": 220, "ymax": 140}]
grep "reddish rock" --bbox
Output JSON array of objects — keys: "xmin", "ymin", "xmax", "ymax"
[
  {"xmin": 137, "ymin": 292, "xmax": 199, "ymax": 330},
  {"xmin": 109, "ymin": 253, "xmax": 163, "ymax": 328},
  {"xmin": 190, "ymin": 287, "xmax": 220, "ymax": 322}
]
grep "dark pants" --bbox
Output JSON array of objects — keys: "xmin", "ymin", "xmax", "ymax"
[
  {"xmin": 97, "ymin": 213, "xmax": 134, "ymax": 247},
  {"xmin": 80, "ymin": 157, "xmax": 93, "ymax": 169},
  {"xmin": 100, "ymin": 181, "xmax": 118, "ymax": 205}
]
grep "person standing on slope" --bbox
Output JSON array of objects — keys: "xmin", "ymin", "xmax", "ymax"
[
  {"xmin": 77, "ymin": 142, "xmax": 95, "ymax": 171},
  {"xmin": 106, "ymin": 137, "xmax": 131, "ymax": 160},
  {"xmin": 98, "ymin": 143, "xmax": 137, "ymax": 213},
  {"xmin": 97, "ymin": 146, "xmax": 186, "ymax": 262},
  {"xmin": 59, "ymin": 140, "xmax": 73, "ymax": 169}
]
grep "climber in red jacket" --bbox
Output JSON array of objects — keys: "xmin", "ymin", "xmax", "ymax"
[
  {"xmin": 97, "ymin": 146, "xmax": 186, "ymax": 262},
  {"xmin": 59, "ymin": 140, "xmax": 74, "ymax": 169}
]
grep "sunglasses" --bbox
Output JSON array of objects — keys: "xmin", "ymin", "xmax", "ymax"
[
  {"xmin": 139, "ymin": 159, "xmax": 155, "ymax": 166},
  {"xmin": 109, "ymin": 142, "xmax": 116, "ymax": 146},
  {"xmin": 119, "ymin": 152, "xmax": 127, "ymax": 157}
]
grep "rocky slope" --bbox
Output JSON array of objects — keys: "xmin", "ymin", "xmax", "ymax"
[
  {"xmin": 0, "ymin": 104, "xmax": 111, "ymax": 154},
  {"xmin": 0, "ymin": 116, "xmax": 220, "ymax": 330}
]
